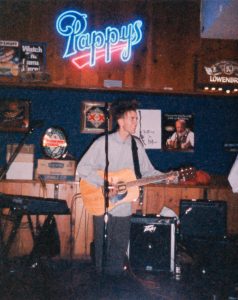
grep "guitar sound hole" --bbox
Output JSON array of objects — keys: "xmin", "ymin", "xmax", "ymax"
[
  {"xmin": 110, "ymin": 182, "xmax": 127, "ymax": 204},
  {"xmin": 117, "ymin": 182, "xmax": 127, "ymax": 194}
]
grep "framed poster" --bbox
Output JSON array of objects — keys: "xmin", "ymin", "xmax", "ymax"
[
  {"xmin": 0, "ymin": 100, "xmax": 30, "ymax": 132},
  {"xmin": 0, "ymin": 40, "xmax": 19, "ymax": 77},
  {"xmin": 80, "ymin": 101, "xmax": 112, "ymax": 134},
  {"xmin": 162, "ymin": 114, "xmax": 194, "ymax": 152},
  {"xmin": 135, "ymin": 109, "xmax": 162, "ymax": 149},
  {"xmin": 20, "ymin": 41, "xmax": 46, "ymax": 73}
]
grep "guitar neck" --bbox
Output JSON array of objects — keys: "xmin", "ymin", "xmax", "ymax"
[{"xmin": 126, "ymin": 171, "xmax": 178, "ymax": 188}]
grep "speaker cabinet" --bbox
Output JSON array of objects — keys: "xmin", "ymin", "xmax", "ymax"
[
  {"xmin": 179, "ymin": 199, "xmax": 227, "ymax": 240},
  {"xmin": 129, "ymin": 215, "xmax": 176, "ymax": 273}
]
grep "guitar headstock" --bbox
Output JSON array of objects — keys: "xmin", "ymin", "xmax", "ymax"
[{"xmin": 178, "ymin": 167, "xmax": 196, "ymax": 182}]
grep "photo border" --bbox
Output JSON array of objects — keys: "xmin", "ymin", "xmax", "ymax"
[
  {"xmin": 80, "ymin": 101, "xmax": 112, "ymax": 134},
  {"xmin": 0, "ymin": 99, "xmax": 30, "ymax": 132}
]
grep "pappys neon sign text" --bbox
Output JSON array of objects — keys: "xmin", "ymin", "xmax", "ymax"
[{"xmin": 56, "ymin": 10, "xmax": 143, "ymax": 69}]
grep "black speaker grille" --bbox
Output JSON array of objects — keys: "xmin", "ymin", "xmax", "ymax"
[
  {"xmin": 129, "ymin": 215, "xmax": 175, "ymax": 272},
  {"xmin": 179, "ymin": 199, "xmax": 227, "ymax": 240}
]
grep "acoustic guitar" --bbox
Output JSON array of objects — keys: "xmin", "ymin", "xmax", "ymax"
[{"xmin": 80, "ymin": 167, "xmax": 196, "ymax": 216}]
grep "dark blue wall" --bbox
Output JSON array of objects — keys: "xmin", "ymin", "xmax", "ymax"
[{"xmin": 0, "ymin": 86, "xmax": 238, "ymax": 176}]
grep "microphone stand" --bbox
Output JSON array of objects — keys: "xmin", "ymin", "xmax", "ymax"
[
  {"xmin": 0, "ymin": 122, "xmax": 42, "ymax": 256},
  {"xmin": 102, "ymin": 102, "xmax": 110, "ymax": 275}
]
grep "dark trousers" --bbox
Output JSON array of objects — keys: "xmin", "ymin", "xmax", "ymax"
[{"xmin": 93, "ymin": 214, "xmax": 131, "ymax": 275}]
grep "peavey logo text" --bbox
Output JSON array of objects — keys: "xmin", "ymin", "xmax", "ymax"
[
  {"xmin": 56, "ymin": 10, "xmax": 143, "ymax": 69},
  {"xmin": 204, "ymin": 60, "xmax": 238, "ymax": 84},
  {"xmin": 144, "ymin": 225, "xmax": 157, "ymax": 233}
]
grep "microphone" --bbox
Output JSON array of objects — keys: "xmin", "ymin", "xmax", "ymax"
[{"xmin": 30, "ymin": 120, "xmax": 44, "ymax": 129}]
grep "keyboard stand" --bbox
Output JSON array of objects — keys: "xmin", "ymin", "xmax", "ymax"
[
  {"xmin": 0, "ymin": 208, "xmax": 24, "ymax": 262},
  {"xmin": 0, "ymin": 209, "xmax": 60, "ymax": 264},
  {"xmin": 0, "ymin": 210, "xmax": 60, "ymax": 299}
]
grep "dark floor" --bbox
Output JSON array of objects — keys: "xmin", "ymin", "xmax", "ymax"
[{"xmin": 1, "ymin": 237, "xmax": 238, "ymax": 300}]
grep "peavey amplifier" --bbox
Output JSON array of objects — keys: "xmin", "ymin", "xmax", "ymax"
[{"xmin": 129, "ymin": 215, "xmax": 177, "ymax": 273}]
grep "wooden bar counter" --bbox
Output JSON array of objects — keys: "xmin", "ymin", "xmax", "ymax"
[{"xmin": 0, "ymin": 177, "xmax": 237, "ymax": 259}]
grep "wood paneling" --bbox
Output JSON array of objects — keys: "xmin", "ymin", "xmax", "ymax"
[
  {"xmin": 0, "ymin": 0, "xmax": 237, "ymax": 93},
  {"xmin": 1, "ymin": 179, "xmax": 237, "ymax": 259}
]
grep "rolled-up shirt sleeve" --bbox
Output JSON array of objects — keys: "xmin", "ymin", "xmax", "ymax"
[{"xmin": 136, "ymin": 141, "xmax": 163, "ymax": 178}]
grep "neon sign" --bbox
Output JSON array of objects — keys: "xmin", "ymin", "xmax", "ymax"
[{"xmin": 56, "ymin": 10, "xmax": 143, "ymax": 68}]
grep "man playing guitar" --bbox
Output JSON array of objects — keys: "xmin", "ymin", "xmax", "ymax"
[{"xmin": 77, "ymin": 99, "xmax": 178, "ymax": 276}]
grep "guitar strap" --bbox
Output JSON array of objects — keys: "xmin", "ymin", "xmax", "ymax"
[
  {"xmin": 131, "ymin": 137, "xmax": 142, "ymax": 179},
  {"xmin": 131, "ymin": 137, "xmax": 144, "ymax": 210}
]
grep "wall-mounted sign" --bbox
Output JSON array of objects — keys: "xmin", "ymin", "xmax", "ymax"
[
  {"xmin": 20, "ymin": 41, "xmax": 46, "ymax": 73},
  {"xmin": 80, "ymin": 101, "xmax": 112, "ymax": 134},
  {"xmin": 0, "ymin": 40, "xmax": 19, "ymax": 77},
  {"xmin": 204, "ymin": 60, "xmax": 238, "ymax": 84},
  {"xmin": 19, "ymin": 41, "xmax": 50, "ymax": 83},
  {"xmin": 0, "ymin": 100, "xmax": 30, "ymax": 132},
  {"xmin": 196, "ymin": 58, "xmax": 238, "ymax": 92},
  {"xmin": 56, "ymin": 10, "xmax": 143, "ymax": 69},
  {"xmin": 42, "ymin": 127, "xmax": 68, "ymax": 159},
  {"xmin": 134, "ymin": 110, "xmax": 161, "ymax": 149},
  {"xmin": 162, "ymin": 114, "xmax": 194, "ymax": 152}
]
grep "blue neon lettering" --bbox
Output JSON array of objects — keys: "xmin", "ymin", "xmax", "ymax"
[
  {"xmin": 90, "ymin": 31, "xmax": 105, "ymax": 66},
  {"xmin": 77, "ymin": 33, "xmax": 90, "ymax": 50},
  {"xmin": 56, "ymin": 10, "xmax": 88, "ymax": 58},
  {"xmin": 132, "ymin": 20, "xmax": 143, "ymax": 44},
  {"xmin": 105, "ymin": 27, "xmax": 120, "ymax": 63},
  {"xmin": 56, "ymin": 10, "xmax": 143, "ymax": 67},
  {"xmin": 120, "ymin": 24, "xmax": 133, "ymax": 61}
]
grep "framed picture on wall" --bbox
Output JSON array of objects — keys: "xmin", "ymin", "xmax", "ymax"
[
  {"xmin": 80, "ymin": 101, "xmax": 112, "ymax": 133},
  {"xmin": 0, "ymin": 100, "xmax": 30, "ymax": 132},
  {"xmin": 0, "ymin": 40, "xmax": 20, "ymax": 77},
  {"xmin": 134, "ymin": 109, "xmax": 162, "ymax": 149},
  {"xmin": 162, "ymin": 114, "xmax": 194, "ymax": 152}
]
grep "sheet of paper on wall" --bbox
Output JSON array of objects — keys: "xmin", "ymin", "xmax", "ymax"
[{"xmin": 135, "ymin": 109, "xmax": 161, "ymax": 149}]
